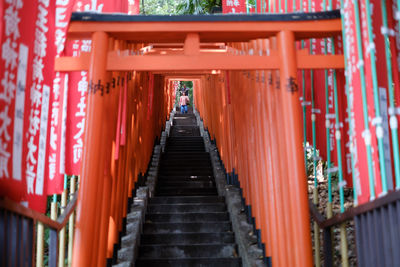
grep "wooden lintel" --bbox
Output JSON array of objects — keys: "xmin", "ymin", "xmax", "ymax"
[
  {"xmin": 54, "ymin": 52, "xmax": 91, "ymax": 72},
  {"xmin": 55, "ymin": 52, "xmax": 344, "ymax": 71},
  {"xmin": 297, "ymin": 54, "xmax": 344, "ymax": 69},
  {"xmin": 107, "ymin": 54, "xmax": 281, "ymax": 71}
]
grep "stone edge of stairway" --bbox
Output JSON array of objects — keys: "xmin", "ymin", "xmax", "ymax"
[
  {"xmin": 112, "ymin": 111, "xmax": 174, "ymax": 267},
  {"xmin": 195, "ymin": 109, "xmax": 265, "ymax": 267}
]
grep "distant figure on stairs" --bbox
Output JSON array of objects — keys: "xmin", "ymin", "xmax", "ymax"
[{"xmin": 179, "ymin": 92, "xmax": 190, "ymax": 114}]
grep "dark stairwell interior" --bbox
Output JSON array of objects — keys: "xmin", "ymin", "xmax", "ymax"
[{"xmin": 135, "ymin": 113, "xmax": 242, "ymax": 266}]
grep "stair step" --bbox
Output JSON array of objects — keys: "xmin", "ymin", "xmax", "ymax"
[
  {"xmin": 161, "ymin": 154, "xmax": 210, "ymax": 159},
  {"xmin": 166, "ymin": 143, "xmax": 205, "ymax": 146},
  {"xmin": 157, "ymin": 176, "xmax": 213, "ymax": 182},
  {"xmin": 140, "ymin": 232, "xmax": 235, "ymax": 245},
  {"xmin": 138, "ymin": 244, "xmax": 238, "ymax": 258},
  {"xmin": 158, "ymin": 169, "xmax": 214, "ymax": 175},
  {"xmin": 162, "ymin": 155, "xmax": 209, "ymax": 158},
  {"xmin": 160, "ymin": 161, "xmax": 212, "ymax": 166},
  {"xmin": 166, "ymin": 140, "xmax": 204, "ymax": 144},
  {"xmin": 166, "ymin": 149, "xmax": 206, "ymax": 152},
  {"xmin": 149, "ymin": 196, "xmax": 225, "ymax": 204},
  {"xmin": 160, "ymin": 161, "xmax": 211, "ymax": 166},
  {"xmin": 166, "ymin": 147, "xmax": 204, "ymax": 150},
  {"xmin": 156, "ymin": 181, "xmax": 215, "ymax": 188},
  {"xmin": 159, "ymin": 170, "xmax": 214, "ymax": 176},
  {"xmin": 166, "ymin": 144, "xmax": 204, "ymax": 147},
  {"xmin": 143, "ymin": 222, "xmax": 231, "ymax": 234},
  {"xmin": 166, "ymin": 142, "xmax": 204, "ymax": 146},
  {"xmin": 135, "ymin": 258, "xmax": 242, "ymax": 267},
  {"xmin": 167, "ymin": 137, "xmax": 203, "ymax": 141},
  {"xmin": 145, "ymin": 212, "xmax": 230, "ymax": 222},
  {"xmin": 156, "ymin": 187, "xmax": 218, "ymax": 196},
  {"xmin": 148, "ymin": 203, "xmax": 226, "ymax": 213}
]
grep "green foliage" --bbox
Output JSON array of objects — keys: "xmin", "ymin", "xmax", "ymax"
[
  {"xmin": 140, "ymin": 0, "xmax": 185, "ymax": 14},
  {"xmin": 304, "ymin": 142, "xmax": 315, "ymax": 177},
  {"xmin": 176, "ymin": 0, "xmax": 221, "ymax": 14},
  {"xmin": 247, "ymin": 0, "xmax": 255, "ymax": 9},
  {"xmin": 140, "ymin": 0, "xmax": 222, "ymax": 15}
]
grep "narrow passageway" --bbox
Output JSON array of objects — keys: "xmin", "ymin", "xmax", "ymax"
[{"xmin": 135, "ymin": 113, "xmax": 242, "ymax": 266}]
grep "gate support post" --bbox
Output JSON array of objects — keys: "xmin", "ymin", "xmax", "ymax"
[
  {"xmin": 72, "ymin": 31, "xmax": 109, "ymax": 267},
  {"xmin": 277, "ymin": 30, "xmax": 313, "ymax": 266}
]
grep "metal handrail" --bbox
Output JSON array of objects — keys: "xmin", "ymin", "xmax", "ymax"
[
  {"xmin": 0, "ymin": 192, "xmax": 78, "ymax": 232},
  {"xmin": 309, "ymin": 190, "xmax": 400, "ymax": 229}
]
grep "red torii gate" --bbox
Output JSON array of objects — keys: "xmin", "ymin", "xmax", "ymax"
[{"xmin": 55, "ymin": 11, "xmax": 343, "ymax": 266}]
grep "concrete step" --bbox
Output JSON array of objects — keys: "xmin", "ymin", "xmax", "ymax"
[
  {"xmin": 156, "ymin": 181, "xmax": 215, "ymax": 188},
  {"xmin": 135, "ymin": 258, "xmax": 242, "ymax": 267},
  {"xmin": 143, "ymin": 222, "xmax": 231, "ymax": 234},
  {"xmin": 157, "ymin": 176, "xmax": 213, "ymax": 182},
  {"xmin": 145, "ymin": 212, "xmax": 230, "ymax": 223},
  {"xmin": 166, "ymin": 149, "xmax": 206, "ymax": 152},
  {"xmin": 156, "ymin": 187, "xmax": 218, "ymax": 196},
  {"xmin": 147, "ymin": 203, "xmax": 226, "ymax": 213},
  {"xmin": 166, "ymin": 143, "xmax": 204, "ymax": 146},
  {"xmin": 159, "ymin": 160, "xmax": 212, "ymax": 166},
  {"xmin": 162, "ymin": 151, "xmax": 210, "ymax": 157},
  {"xmin": 170, "ymin": 127, "xmax": 201, "ymax": 137},
  {"xmin": 167, "ymin": 136, "xmax": 203, "ymax": 141},
  {"xmin": 166, "ymin": 141, "xmax": 204, "ymax": 145},
  {"xmin": 140, "ymin": 232, "xmax": 235, "ymax": 245},
  {"xmin": 149, "ymin": 196, "xmax": 225, "ymax": 204},
  {"xmin": 138, "ymin": 244, "xmax": 238, "ymax": 258},
  {"xmin": 158, "ymin": 167, "xmax": 214, "ymax": 174},
  {"xmin": 159, "ymin": 170, "xmax": 214, "ymax": 176}
]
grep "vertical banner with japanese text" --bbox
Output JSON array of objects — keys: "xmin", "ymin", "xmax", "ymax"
[
  {"xmin": 46, "ymin": 0, "xmax": 76, "ymax": 195},
  {"xmin": 25, "ymin": 0, "xmax": 56, "ymax": 212},
  {"xmin": 0, "ymin": 0, "xmax": 56, "ymax": 212},
  {"xmin": 64, "ymin": 0, "xmax": 128, "ymax": 175},
  {"xmin": 0, "ymin": 0, "xmax": 35, "ymax": 203}
]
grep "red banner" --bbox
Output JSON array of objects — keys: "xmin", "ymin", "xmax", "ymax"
[
  {"xmin": 222, "ymin": 0, "xmax": 246, "ymax": 14},
  {"xmin": 25, "ymin": 0, "xmax": 56, "ymax": 212},
  {"xmin": 0, "ymin": 0, "xmax": 35, "ymax": 203},
  {"xmin": 65, "ymin": 0, "xmax": 128, "ymax": 175},
  {"xmin": 342, "ymin": 0, "xmax": 371, "ymax": 204},
  {"xmin": 46, "ymin": 0, "xmax": 76, "ymax": 195}
]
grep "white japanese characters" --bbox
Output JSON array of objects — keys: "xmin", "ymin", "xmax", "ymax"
[{"xmin": 0, "ymin": 0, "xmax": 23, "ymax": 180}]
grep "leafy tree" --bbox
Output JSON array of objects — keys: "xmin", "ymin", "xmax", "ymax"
[
  {"xmin": 140, "ymin": 0, "xmax": 222, "ymax": 15},
  {"xmin": 140, "ymin": 0, "xmax": 185, "ymax": 15},
  {"xmin": 177, "ymin": 0, "xmax": 222, "ymax": 14}
]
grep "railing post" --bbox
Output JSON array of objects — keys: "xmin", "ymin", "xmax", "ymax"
[
  {"xmin": 323, "ymin": 227, "xmax": 333, "ymax": 267},
  {"xmin": 67, "ymin": 176, "xmax": 76, "ymax": 267},
  {"xmin": 72, "ymin": 31, "xmax": 109, "ymax": 267},
  {"xmin": 36, "ymin": 222, "xmax": 44, "ymax": 267},
  {"xmin": 277, "ymin": 30, "xmax": 313, "ymax": 266},
  {"xmin": 59, "ymin": 185, "xmax": 67, "ymax": 267},
  {"xmin": 49, "ymin": 202, "xmax": 58, "ymax": 267}
]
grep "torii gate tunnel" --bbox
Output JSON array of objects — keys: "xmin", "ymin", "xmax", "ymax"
[{"xmin": 52, "ymin": 10, "xmax": 343, "ymax": 266}]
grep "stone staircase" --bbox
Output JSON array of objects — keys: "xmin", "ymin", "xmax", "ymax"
[{"xmin": 135, "ymin": 113, "xmax": 242, "ymax": 267}]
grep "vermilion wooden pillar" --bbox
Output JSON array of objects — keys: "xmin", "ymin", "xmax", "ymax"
[
  {"xmin": 73, "ymin": 31, "xmax": 109, "ymax": 267},
  {"xmin": 265, "ymin": 37, "xmax": 292, "ymax": 267},
  {"xmin": 96, "ymin": 37, "xmax": 117, "ymax": 267},
  {"xmin": 277, "ymin": 30, "xmax": 313, "ymax": 266}
]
